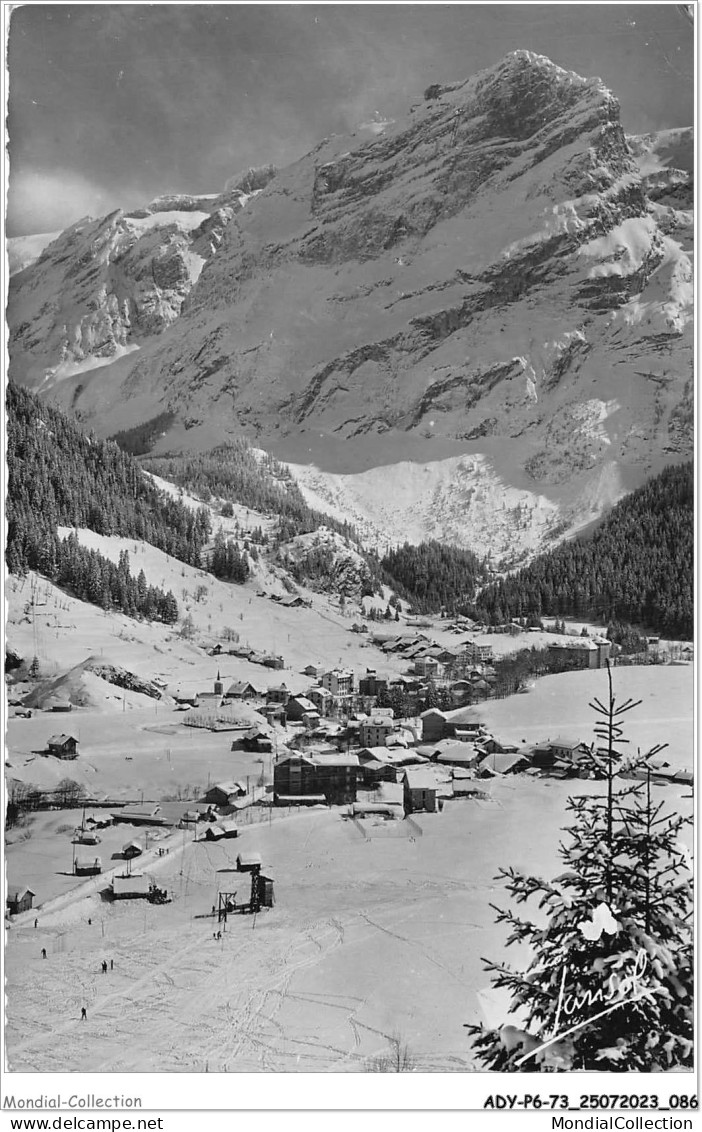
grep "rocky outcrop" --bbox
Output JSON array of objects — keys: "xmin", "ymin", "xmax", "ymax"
[{"xmin": 7, "ymin": 190, "xmax": 259, "ymax": 389}]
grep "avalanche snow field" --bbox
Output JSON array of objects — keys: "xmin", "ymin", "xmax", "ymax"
[{"xmin": 5, "ymin": 774, "xmax": 692, "ymax": 1074}]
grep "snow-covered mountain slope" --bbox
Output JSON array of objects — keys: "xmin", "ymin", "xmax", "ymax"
[
  {"xmin": 285, "ymin": 454, "xmax": 634, "ymax": 568},
  {"xmin": 6, "ymin": 231, "xmax": 63, "ymax": 275},
  {"xmin": 7, "ymin": 178, "xmax": 276, "ymax": 390},
  {"xmin": 7, "ymin": 52, "xmax": 693, "ymax": 560}
]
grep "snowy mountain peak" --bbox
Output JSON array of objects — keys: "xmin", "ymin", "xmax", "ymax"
[{"xmin": 7, "ymin": 52, "xmax": 693, "ymax": 564}]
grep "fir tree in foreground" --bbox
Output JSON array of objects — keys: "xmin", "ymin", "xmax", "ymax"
[{"xmin": 466, "ymin": 664, "xmax": 693, "ymax": 1071}]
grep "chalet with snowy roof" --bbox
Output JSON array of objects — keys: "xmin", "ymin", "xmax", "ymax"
[
  {"xmin": 302, "ymin": 664, "xmax": 322, "ymax": 678},
  {"xmin": 477, "ymin": 751, "xmax": 531, "ymax": 776},
  {"xmin": 225, "ymin": 681, "xmax": 260, "ymax": 700},
  {"xmin": 266, "ymin": 683, "xmax": 290, "ymax": 705},
  {"xmin": 239, "ymin": 729, "xmax": 273, "ymax": 754},
  {"xmin": 284, "ymin": 695, "xmax": 318, "ymax": 722},
  {"xmin": 47, "ymin": 734, "xmax": 78, "ymax": 759},
  {"xmin": 548, "ymin": 737, "xmax": 592, "ymax": 761},
  {"xmin": 402, "ymin": 767, "xmax": 438, "ymax": 814},
  {"xmin": 173, "ymin": 689, "xmax": 200, "ymax": 706},
  {"xmin": 236, "ymin": 850, "xmax": 262, "ymax": 872},
  {"xmin": 203, "ymin": 819, "xmax": 239, "ymax": 841},
  {"xmin": 204, "ymin": 781, "xmax": 247, "ymax": 806},
  {"xmin": 431, "ymin": 742, "xmax": 482, "ymax": 769},
  {"xmin": 6, "ymin": 885, "xmax": 35, "ymax": 916},
  {"xmin": 74, "ymin": 856, "xmax": 102, "ymax": 876},
  {"xmin": 112, "ymin": 875, "xmax": 151, "ymax": 900}
]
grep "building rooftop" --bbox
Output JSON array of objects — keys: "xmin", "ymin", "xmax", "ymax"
[{"xmin": 403, "ymin": 767, "xmax": 439, "ymax": 790}]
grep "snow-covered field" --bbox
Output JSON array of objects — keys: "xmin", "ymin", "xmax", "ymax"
[
  {"xmin": 5, "ymin": 770, "xmax": 691, "ymax": 1073},
  {"xmin": 5, "ymin": 524, "xmax": 693, "ymax": 1074}
]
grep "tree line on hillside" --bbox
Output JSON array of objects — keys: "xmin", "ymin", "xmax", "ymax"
[
  {"xmin": 8, "ymin": 384, "xmax": 211, "ymax": 568},
  {"xmin": 139, "ymin": 444, "xmax": 363, "ymax": 547},
  {"xmin": 23, "ymin": 536, "xmax": 179, "ymax": 622},
  {"xmin": 380, "ymin": 540, "xmax": 488, "ymax": 613},
  {"xmin": 109, "ymin": 411, "xmax": 177, "ymax": 456},
  {"xmin": 5, "ymin": 384, "xmax": 214, "ymax": 622},
  {"xmin": 472, "ymin": 463, "xmax": 693, "ymax": 638}
]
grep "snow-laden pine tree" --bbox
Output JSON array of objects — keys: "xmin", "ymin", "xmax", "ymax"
[{"xmin": 466, "ymin": 663, "xmax": 693, "ymax": 1071}]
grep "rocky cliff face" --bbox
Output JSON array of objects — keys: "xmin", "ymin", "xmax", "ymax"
[
  {"xmin": 7, "ymin": 52, "xmax": 693, "ymax": 563},
  {"xmin": 7, "ymin": 180, "xmax": 274, "ymax": 389}
]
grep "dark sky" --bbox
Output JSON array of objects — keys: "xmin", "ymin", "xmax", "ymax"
[{"xmin": 6, "ymin": 4, "xmax": 694, "ymax": 236}]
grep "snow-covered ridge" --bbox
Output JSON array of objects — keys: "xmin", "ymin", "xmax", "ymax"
[
  {"xmin": 7, "ymin": 230, "xmax": 62, "ymax": 275},
  {"xmin": 284, "ymin": 453, "xmax": 627, "ymax": 569}
]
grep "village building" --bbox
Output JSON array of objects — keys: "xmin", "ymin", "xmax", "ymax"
[
  {"xmin": 112, "ymin": 875, "xmax": 151, "ymax": 900},
  {"xmin": 462, "ymin": 640, "xmax": 494, "ymax": 663},
  {"xmin": 273, "ymin": 752, "xmax": 359, "ymax": 805},
  {"xmin": 204, "ymin": 781, "xmax": 247, "ymax": 807},
  {"xmin": 236, "ymin": 850, "xmax": 262, "ymax": 872},
  {"xmin": 531, "ymin": 743, "xmax": 559, "ymax": 769},
  {"xmin": 74, "ymin": 856, "xmax": 102, "ymax": 876},
  {"xmin": 273, "ymin": 753, "xmax": 320, "ymax": 800},
  {"xmin": 179, "ymin": 810, "xmax": 203, "ymax": 828},
  {"xmin": 266, "ymin": 683, "xmax": 290, "ymax": 705},
  {"xmin": 402, "ymin": 767, "xmax": 438, "ymax": 814},
  {"xmin": 259, "ymin": 703, "xmax": 287, "ymax": 725},
  {"xmin": 320, "ymin": 669, "xmax": 354, "ymax": 697},
  {"xmin": 430, "ymin": 742, "xmax": 482, "ymax": 769},
  {"xmin": 413, "ymin": 657, "xmax": 440, "ymax": 678},
  {"xmin": 358, "ymin": 718, "xmax": 395, "ymax": 748},
  {"xmin": 548, "ymin": 737, "xmax": 592, "ymax": 761},
  {"xmin": 239, "ymin": 730, "xmax": 274, "ymax": 754},
  {"xmin": 478, "ymin": 751, "xmax": 531, "ymax": 775},
  {"xmin": 122, "ymin": 840, "xmax": 144, "ymax": 859},
  {"xmin": 302, "ymin": 664, "xmax": 322, "ymax": 678},
  {"xmin": 49, "ymin": 698, "xmax": 73, "ymax": 713},
  {"xmin": 203, "ymin": 819, "xmax": 239, "ymax": 840},
  {"xmin": 262, "ymin": 654, "xmax": 285, "ymax": 670},
  {"xmin": 6, "ymin": 885, "xmax": 35, "ymax": 916},
  {"xmin": 306, "ymin": 686, "xmax": 334, "ymax": 715},
  {"xmin": 420, "ymin": 708, "xmax": 449, "ymax": 743},
  {"xmin": 112, "ymin": 803, "xmax": 168, "ymax": 826},
  {"xmin": 47, "ymin": 734, "xmax": 79, "ymax": 759},
  {"xmin": 173, "ymin": 690, "xmax": 200, "ymax": 707},
  {"xmin": 547, "ymin": 639, "xmax": 612, "ymax": 669},
  {"xmin": 284, "ymin": 695, "xmax": 318, "ymax": 722},
  {"xmin": 357, "ymin": 670, "xmax": 388, "ymax": 698},
  {"xmin": 225, "ymin": 681, "xmax": 260, "ymax": 700},
  {"xmin": 449, "ymin": 680, "xmax": 473, "ymax": 705},
  {"xmin": 479, "ymin": 736, "xmax": 521, "ymax": 756},
  {"xmin": 197, "ymin": 690, "xmax": 225, "ymax": 712},
  {"xmin": 73, "ymin": 828, "xmax": 101, "ymax": 845}
]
